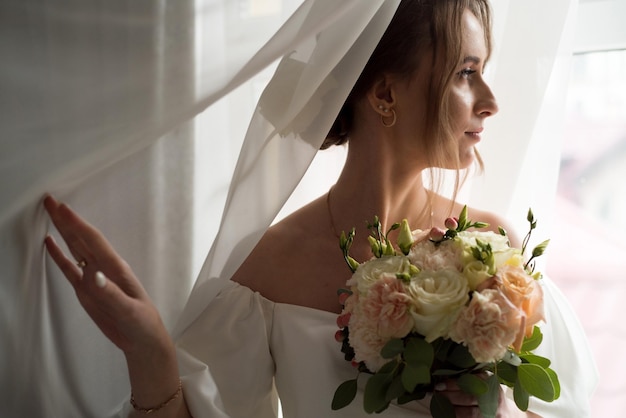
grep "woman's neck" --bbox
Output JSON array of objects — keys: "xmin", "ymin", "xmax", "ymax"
[{"xmin": 328, "ymin": 155, "xmax": 433, "ymax": 239}]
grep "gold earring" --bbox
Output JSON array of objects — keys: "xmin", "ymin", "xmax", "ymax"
[{"xmin": 380, "ymin": 108, "xmax": 396, "ymax": 128}]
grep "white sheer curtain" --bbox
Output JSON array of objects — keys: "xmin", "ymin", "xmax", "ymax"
[{"xmin": 0, "ymin": 1, "xmax": 587, "ymax": 417}]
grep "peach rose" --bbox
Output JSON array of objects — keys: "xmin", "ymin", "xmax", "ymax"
[
  {"xmin": 495, "ymin": 265, "xmax": 545, "ymax": 346},
  {"xmin": 449, "ymin": 289, "xmax": 521, "ymax": 363}
]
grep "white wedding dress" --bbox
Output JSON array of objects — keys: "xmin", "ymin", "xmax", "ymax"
[{"xmin": 170, "ymin": 278, "xmax": 596, "ymax": 418}]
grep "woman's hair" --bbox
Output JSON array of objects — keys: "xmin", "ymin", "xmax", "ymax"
[{"xmin": 322, "ymin": 0, "xmax": 493, "ymax": 199}]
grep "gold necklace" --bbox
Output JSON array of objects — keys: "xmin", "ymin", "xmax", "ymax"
[{"xmin": 326, "ymin": 186, "xmax": 341, "ymax": 239}]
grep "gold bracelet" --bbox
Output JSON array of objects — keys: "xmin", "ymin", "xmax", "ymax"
[{"xmin": 130, "ymin": 379, "xmax": 183, "ymax": 414}]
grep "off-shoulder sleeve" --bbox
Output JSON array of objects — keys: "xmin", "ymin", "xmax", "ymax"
[
  {"xmin": 175, "ymin": 281, "xmax": 279, "ymax": 418},
  {"xmin": 520, "ymin": 276, "xmax": 599, "ymax": 417}
]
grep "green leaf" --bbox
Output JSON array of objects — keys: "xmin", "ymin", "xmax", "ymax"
[
  {"xmin": 477, "ymin": 374, "xmax": 500, "ymax": 418},
  {"xmin": 448, "ymin": 343, "xmax": 477, "ymax": 368},
  {"xmin": 378, "ymin": 359, "xmax": 399, "ymax": 375},
  {"xmin": 472, "ymin": 221, "xmax": 489, "ymax": 229},
  {"xmin": 397, "ymin": 390, "xmax": 427, "ymax": 404},
  {"xmin": 513, "ymin": 378, "xmax": 530, "ymax": 411},
  {"xmin": 331, "ymin": 379, "xmax": 358, "ymax": 410},
  {"xmin": 518, "ymin": 363, "xmax": 556, "ymax": 402},
  {"xmin": 521, "ymin": 326, "xmax": 543, "ymax": 351},
  {"xmin": 546, "ymin": 367, "xmax": 561, "ymax": 400},
  {"xmin": 432, "ymin": 369, "xmax": 462, "ymax": 376},
  {"xmin": 457, "ymin": 374, "xmax": 489, "ymax": 396},
  {"xmin": 430, "ymin": 392, "xmax": 456, "ymax": 418},
  {"xmin": 531, "ymin": 239, "xmax": 550, "ymax": 258},
  {"xmin": 498, "ymin": 226, "xmax": 508, "ymax": 236},
  {"xmin": 495, "ymin": 362, "xmax": 518, "ymax": 385},
  {"xmin": 458, "ymin": 206, "xmax": 469, "ymax": 229},
  {"xmin": 401, "ymin": 363, "xmax": 430, "ymax": 392},
  {"xmin": 432, "ymin": 338, "xmax": 454, "ymax": 362},
  {"xmin": 404, "ymin": 337, "xmax": 434, "ymax": 368},
  {"xmin": 364, "ymin": 373, "xmax": 392, "ymax": 413},
  {"xmin": 381, "ymin": 339, "xmax": 404, "ymax": 359},
  {"xmin": 520, "ymin": 354, "xmax": 551, "ymax": 368},
  {"xmin": 385, "ymin": 375, "xmax": 407, "ymax": 402}
]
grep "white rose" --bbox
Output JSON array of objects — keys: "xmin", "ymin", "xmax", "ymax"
[
  {"xmin": 457, "ymin": 230, "xmax": 510, "ymax": 252},
  {"xmin": 456, "ymin": 230, "xmax": 521, "ymax": 270},
  {"xmin": 347, "ymin": 255, "xmax": 413, "ymax": 295},
  {"xmin": 407, "ymin": 269, "xmax": 469, "ymax": 342},
  {"xmin": 462, "ymin": 260, "xmax": 492, "ymax": 290}
]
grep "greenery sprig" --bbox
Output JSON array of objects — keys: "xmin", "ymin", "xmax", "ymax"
[{"xmin": 521, "ymin": 209, "xmax": 550, "ymax": 275}]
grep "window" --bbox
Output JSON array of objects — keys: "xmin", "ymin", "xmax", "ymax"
[{"xmin": 546, "ymin": 1, "xmax": 626, "ymax": 415}]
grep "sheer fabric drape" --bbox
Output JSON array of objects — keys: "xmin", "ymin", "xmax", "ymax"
[{"xmin": 0, "ymin": 0, "xmax": 595, "ymax": 417}]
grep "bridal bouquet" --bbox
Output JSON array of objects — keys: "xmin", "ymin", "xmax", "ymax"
[{"xmin": 331, "ymin": 207, "xmax": 559, "ymax": 418}]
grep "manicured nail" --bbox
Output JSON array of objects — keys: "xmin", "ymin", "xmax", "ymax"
[
  {"xmin": 95, "ymin": 271, "xmax": 107, "ymax": 288},
  {"xmin": 434, "ymin": 382, "xmax": 447, "ymax": 391}
]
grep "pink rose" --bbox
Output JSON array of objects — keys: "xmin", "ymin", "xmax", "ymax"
[
  {"xmin": 346, "ymin": 293, "xmax": 387, "ymax": 372},
  {"xmin": 449, "ymin": 289, "xmax": 521, "ymax": 363},
  {"xmin": 360, "ymin": 274, "xmax": 413, "ymax": 339},
  {"xmin": 348, "ymin": 315, "xmax": 388, "ymax": 372},
  {"xmin": 345, "ymin": 275, "xmax": 413, "ymax": 372}
]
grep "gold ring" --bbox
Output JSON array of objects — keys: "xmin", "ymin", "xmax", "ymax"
[{"xmin": 76, "ymin": 259, "xmax": 87, "ymax": 268}]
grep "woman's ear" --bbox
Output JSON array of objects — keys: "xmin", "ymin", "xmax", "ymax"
[{"xmin": 367, "ymin": 75, "xmax": 397, "ymax": 115}]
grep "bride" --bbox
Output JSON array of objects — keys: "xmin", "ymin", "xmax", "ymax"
[{"xmin": 43, "ymin": 0, "xmax": 596, "ymax": 417}]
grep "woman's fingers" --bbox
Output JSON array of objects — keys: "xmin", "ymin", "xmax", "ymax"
[
  {"xmin": 436, "ymin": 379, "xmax": 478, "ymax": 407},
  {"xmin": 43, "ymin": 195, "xmax": 91, "ymax": 264},
  {"xmin": 43, "ymin": 196, "xmax": 138, "ymax": 291},
  {"xmin": 44, "ymin": 234, "xmax": 83, "ymax": 287},
  {"xmin": 44, "ymin": 195, "xmax": 120, "ymax": 265}
]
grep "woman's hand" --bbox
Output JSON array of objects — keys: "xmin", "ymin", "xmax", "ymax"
[
  {"xmin": 43, "ymin": 195, "xmax": 190, "ymax": 416},
  {"xmin": 436, "ymin": 379, "xmax": 541, "ymax": 418},
  {"xmin": 43, "ymin": 195, "xmax": 168, "ymax": 355}
]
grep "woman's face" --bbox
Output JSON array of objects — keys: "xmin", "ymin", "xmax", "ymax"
[
  {"xmin": 447, "ymin": 8, "xmax": 498, "ymax": 168},
  {"xmin": 393, "ymin": 8, "xmax": 498, "ymax": 170}
]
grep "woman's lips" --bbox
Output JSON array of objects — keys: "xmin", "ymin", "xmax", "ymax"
[{"xmin": 465, "ymin": 128, "xmax": 483, "ymax": 141}]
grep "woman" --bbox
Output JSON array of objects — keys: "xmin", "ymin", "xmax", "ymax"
[{"xmin": 43, "ymin": 0, "xmax": 593, "ymax": 417}]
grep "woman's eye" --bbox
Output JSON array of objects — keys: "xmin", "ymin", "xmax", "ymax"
[{"xmin": 458, "ymin": 68, "xmax": 476, "ymax": 78}]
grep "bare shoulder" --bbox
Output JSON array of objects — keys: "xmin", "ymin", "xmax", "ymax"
[
  {"xmin": 231, "ymin": 208, "xmax": 309, "ymax": 291},
  {"xmin": 230, "ymin": 194, "xmax": 346, "ymax": 309}
]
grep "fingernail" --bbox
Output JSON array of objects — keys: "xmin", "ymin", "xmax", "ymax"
[
  {"xmin": 434, "ymin": 382, "xmax": 447, "ymax": 391},
  {"xmin": 95, "ymin": 271, "xmax": 107, "ymax": 288}
]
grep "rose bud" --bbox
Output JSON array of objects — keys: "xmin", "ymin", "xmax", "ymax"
[
  {"xmin": 444, "ymin": 217, "xmax": 458, "ymax": 230},
  {"xmin": 429, "ymin": 227, "xmax": 446, "ymax": 242},
  {"xmin": 334, "ymin": 329, "xmax": 345, "ymax": 342}
]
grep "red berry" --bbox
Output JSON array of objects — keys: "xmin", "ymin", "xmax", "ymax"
[
  {"xmin": 336, "ymin": 313, "xmax": 351, "ymax": 328},
  {"xmin": 334, "ymin": 329, "xmax": 344, "ymax": 342}
]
